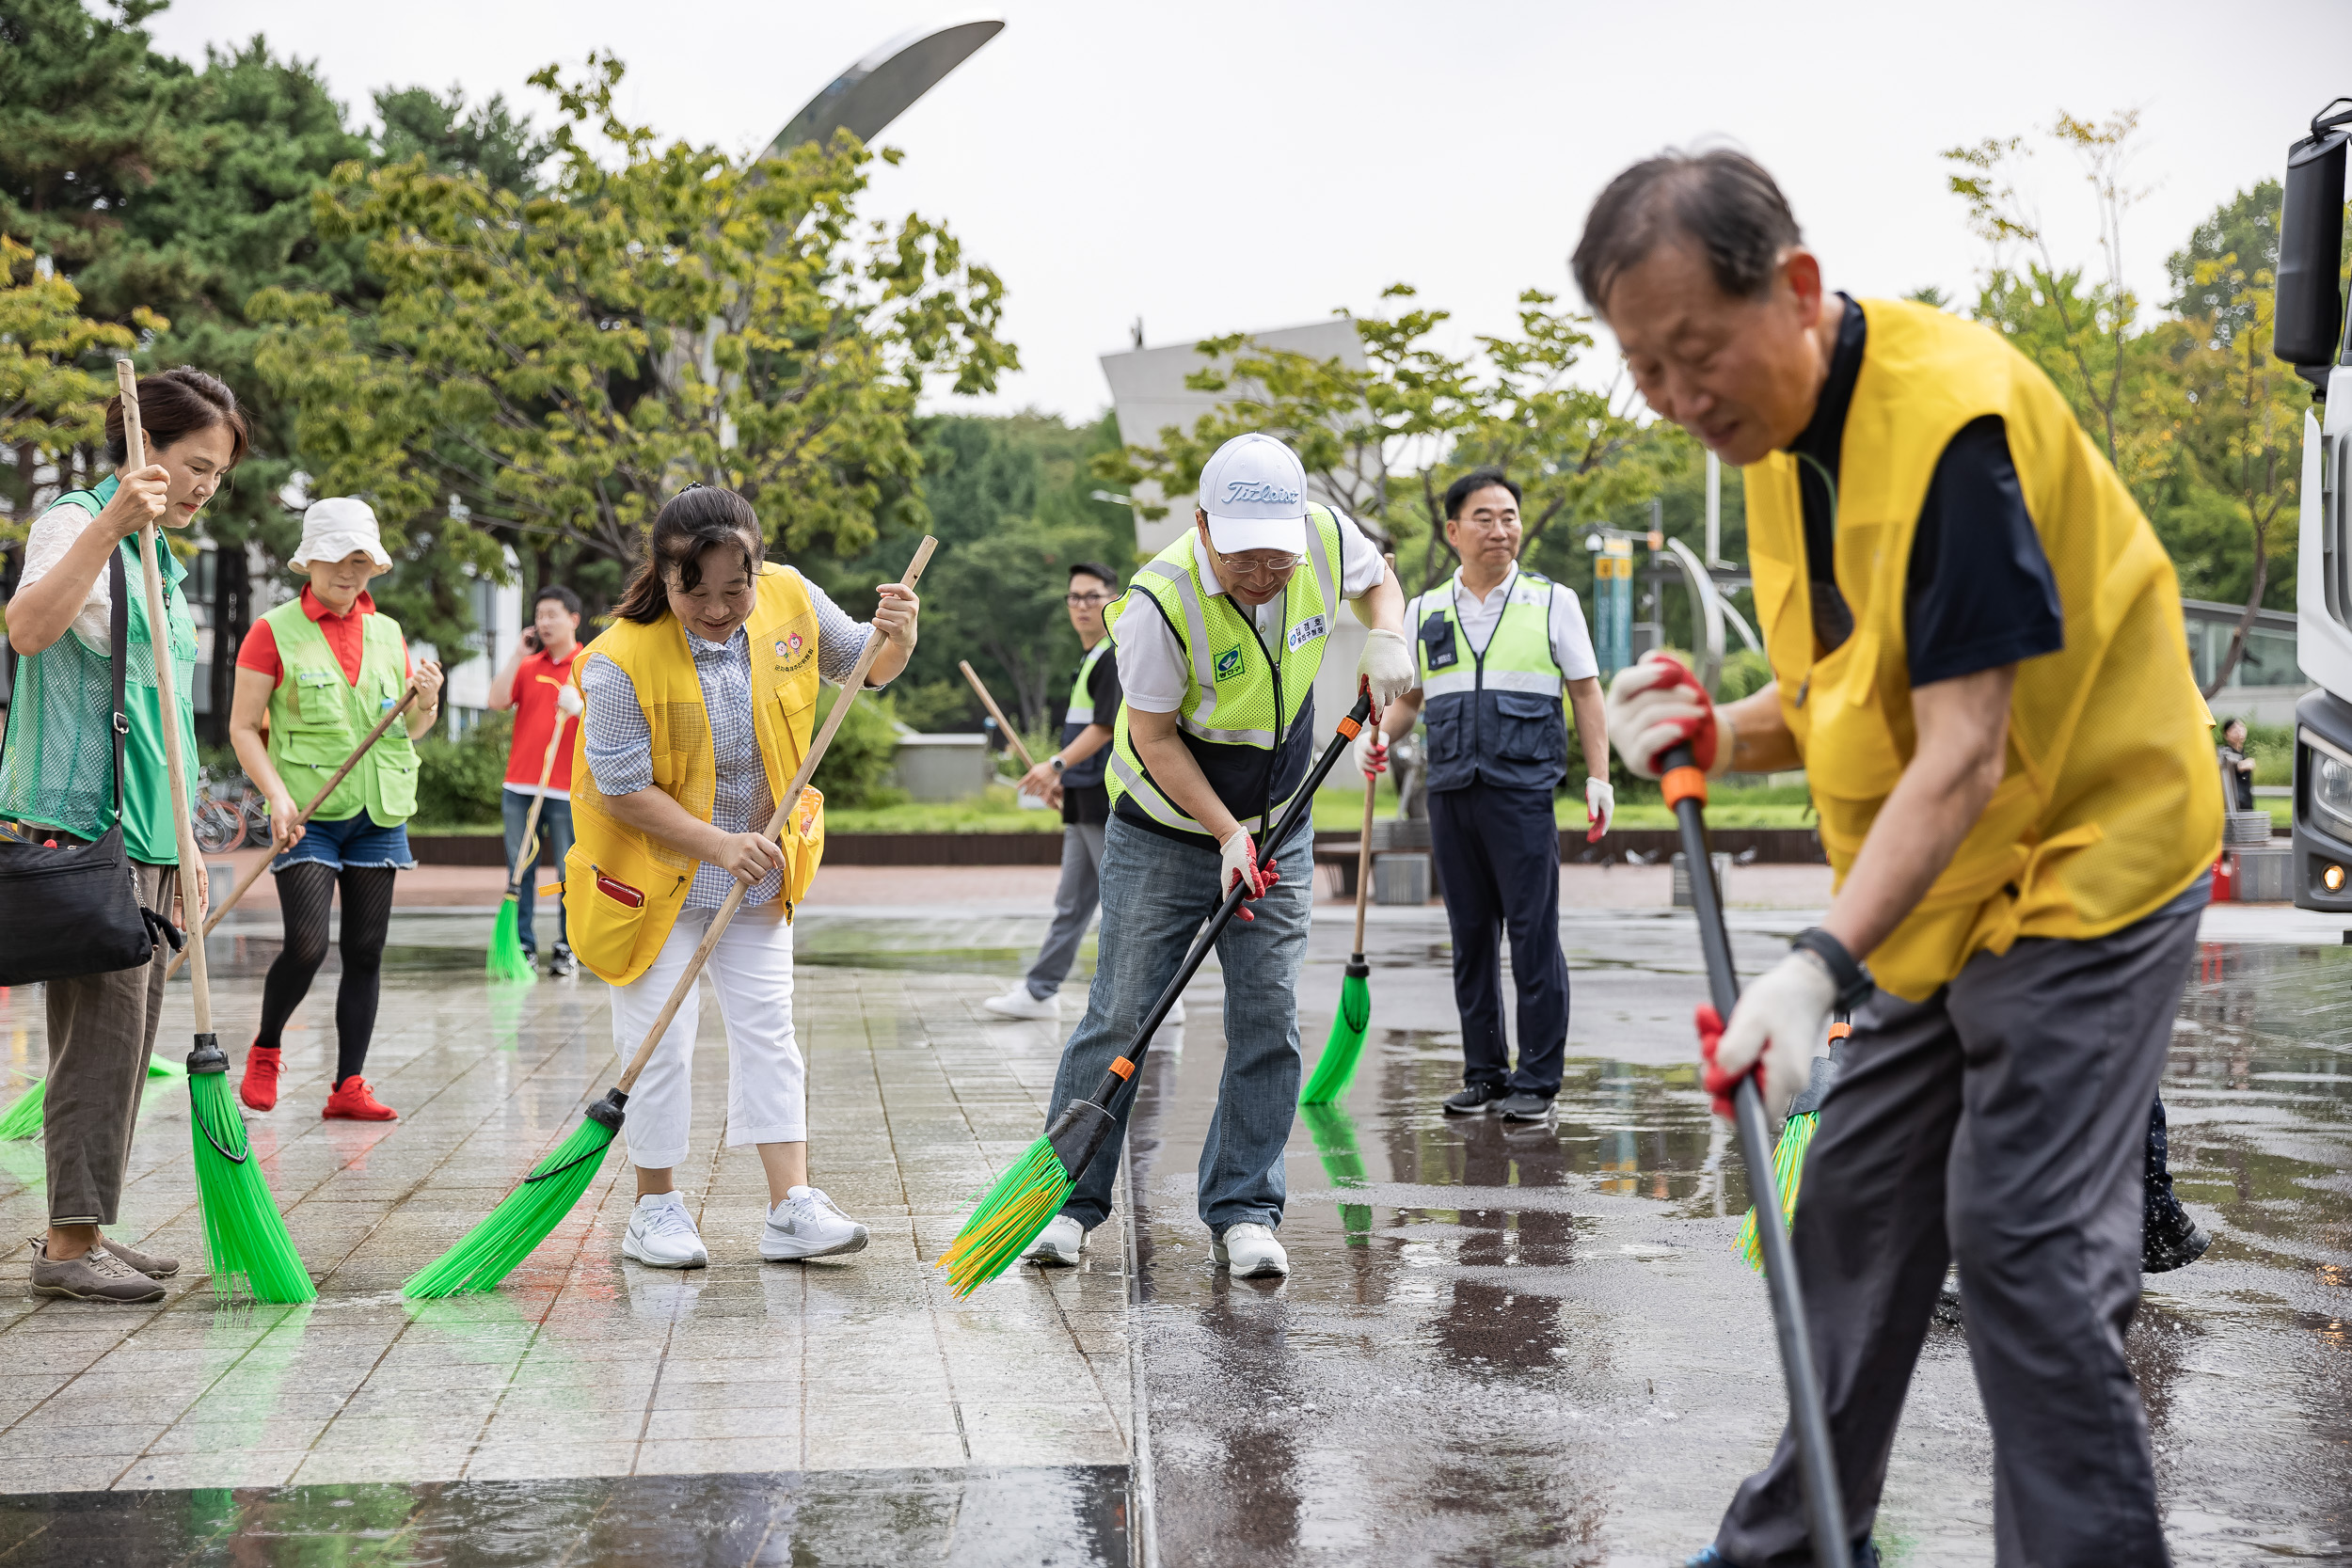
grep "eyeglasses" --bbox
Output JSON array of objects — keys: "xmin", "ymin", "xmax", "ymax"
[
  {"xmin": 1065, "ymin": 592, "xmax": 1112, "ymax": 607},
  {"xmin": 1215, "ymin": 549, "xmax": 1302, "ymax": 587}
]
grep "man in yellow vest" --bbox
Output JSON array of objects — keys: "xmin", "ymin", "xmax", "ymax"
[
  {"xmin": 1573, "ymin": 150, "xmax": 2219, "ymax": 1565},
  {"xmin": 1022, "ymin": 433, "xmax": 1412, "ymax": 1279}
]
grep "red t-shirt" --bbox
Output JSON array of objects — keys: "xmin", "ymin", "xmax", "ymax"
[
  {"xmin": 236, "ymin": 587, "xmax": 411, "ymax": 686},
  {"xmin": 504, "ymin": 645, "xmax": 584, "ymax": 796}
]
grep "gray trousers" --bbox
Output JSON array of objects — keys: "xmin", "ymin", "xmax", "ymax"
[
  {"xmin": 1717, "ymin": 904, "xmax": 2199, "ymax": 1568},
  {"xmin": 1024, "ymin": 822, "xmax": 1105, "ymax": 1000},
  {"xmin": 43, "ymin": 862, "xmax": 175, "ymax": 1227}
]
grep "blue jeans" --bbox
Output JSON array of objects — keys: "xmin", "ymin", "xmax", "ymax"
[
  {"xmin": 272, "ymin": 809, "xmax": 414, "ymax": 872},
  {"xmin": 1048, "ymin": 812, "xmax": 1313, "ymax": 1235},
  {"xmin": 501, "ymin": 789, "xmax": 574, "ymax": 956}
]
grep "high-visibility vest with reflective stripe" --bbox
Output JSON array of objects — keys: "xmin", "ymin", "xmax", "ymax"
[
  {"xmin": 1104, "ymin": 507, "xmax": 1344, "ymax": 841},
  {"xmin": 1744, "ymin": 297, "xmax": 2220, "ymax": 1001},
  {"xmin": 1413, "ymin": 567, "xmax": 1567, "ymax": 793},
  {"xmin": 1058, "ymin": 639, "xmax": 1114, "ymax": 791},
  {"xmin": 262, "ymin": 597, "xmax": 420, "ymax": 825}
]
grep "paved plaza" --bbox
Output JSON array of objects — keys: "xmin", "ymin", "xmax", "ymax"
[{"xmin": 0, "ymin": 873, "xmax": 2344, "ymax": 1563}]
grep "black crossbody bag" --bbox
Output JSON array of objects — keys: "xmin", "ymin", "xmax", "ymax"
[{"xmin": 0, "ymin": 546, "xmax": 182, "ymax": 985}]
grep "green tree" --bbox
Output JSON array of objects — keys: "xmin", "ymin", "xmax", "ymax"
[
  {"xmin": 0, "ymin": 234, "xmax": 161, "ymax": 550},
  {"xmin": 249, "ymin": 53, "xmax": 1016, "ymax": 591},
  {"xmin": 1098, "ymin": 284, "xmax": 1649, "ymax": 597}
]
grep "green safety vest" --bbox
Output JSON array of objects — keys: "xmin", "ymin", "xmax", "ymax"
[
  {"xmin": 1105, "ymin": 506, "xmax": 1344, "ymax": 840},
  {"xmin": 0, "ymin": 477, "xmax": 199, "ymax": 863},
  {"xmin": 1059, "ymin": 638, "xmax": 1114, "ymax": 790},
  {"xmin": 261, "ymin": 596, "xmax": 419, "ymax": 824},
  {"xmin": 1412, "ymin": 566, "xmax": 1569, "ymax": 792}
]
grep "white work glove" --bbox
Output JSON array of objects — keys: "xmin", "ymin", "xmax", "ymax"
[
  {"xmin": 1356, "ymin": 628, "xmax": 1416, "ymax": 718},
  {"xmin": 1583, "ymin": 776, "xmax": 1614, "ymax": 841},
  {"xmin": 1353, "ymin": 726, "xmax": 1390, "ymax": 779},
  {"xmin": 1700, "ymin": 950, "xmax": 1836, "ymax": 1123},
  {"xmin": 1605, "ymin": 650, "xmax": 1734, "ymax": 780},
  {"xmin": 1217, "ymin": 827, "xmax": 1279, "ymax": 922},
  {"xmin": 555, "ymin": 683, "xmax": 584, "ymax": 719}
]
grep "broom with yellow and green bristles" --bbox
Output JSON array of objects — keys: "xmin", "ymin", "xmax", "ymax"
[
  {"xmin": 1733, "ymin": 1011, "xmax": 1849, "ymax": 1273},
  {"xmin": 939, "ymin": 690, "xmax": 1375, "ymax": 1297},
  {"xmin": 120, "ymin": 359, "xmax": 314, "ymax": 1304},
  {"xmin": 404, "ymin": 537, "xmax": 936, "ymax": 1299}
]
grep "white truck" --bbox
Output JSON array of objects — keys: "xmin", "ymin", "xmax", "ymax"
[{"xmin": 2280, "ymin": 99, "xmax": 2352, "ymax": 910}]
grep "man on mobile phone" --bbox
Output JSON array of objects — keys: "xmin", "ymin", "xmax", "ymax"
[{"xmin": 488, "ymin": 585, "xmax": 586, "ymax": 975}]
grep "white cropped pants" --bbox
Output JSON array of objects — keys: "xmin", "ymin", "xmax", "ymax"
[{"xmin": 607, "ymin": 898, "xmax": 804, "ymax": 1170}]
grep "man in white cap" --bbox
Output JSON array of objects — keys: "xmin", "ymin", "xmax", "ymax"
[{"xmin": 1022, "ymin": 432, "xmax": 1413, "ymax": 1278}]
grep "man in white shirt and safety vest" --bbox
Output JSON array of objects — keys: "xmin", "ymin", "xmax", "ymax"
[
  {"xmin": 1023, "ymin": 433, "xmax": 1413, "ymax": 1279},
  {"xmin": 1578, "ymin": 149, "xmax": 2219, "ymax": 1566},
  {"xmin": 1355, "ymin": 467, "xmax": 1612, "ymax": 1120}
]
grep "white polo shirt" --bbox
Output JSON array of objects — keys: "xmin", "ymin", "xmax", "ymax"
[
  {"xmin": 1115, "ymin": 514, "xmax": 1390, "ymax": 712},
  {"xmin": 1402, "ymin": 564, "xmax": 1600, "ymax": 691}
]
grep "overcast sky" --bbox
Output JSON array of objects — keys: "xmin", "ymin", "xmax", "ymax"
[{"xmin": 154, "ymin": 0, "xmax": 2352, "ymax": 423}]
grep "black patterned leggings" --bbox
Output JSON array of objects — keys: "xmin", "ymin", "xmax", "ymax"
[{"xmin": 255, "ymin": 862, "xmax": 396, "ymax": 1088}]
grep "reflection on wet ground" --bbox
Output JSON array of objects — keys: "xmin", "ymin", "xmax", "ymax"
[
  {"xmin": 1125, "ymin": 913, "xmax": 2352, "ymax": 1565},
  {"xmin": 0, "ymin": 1465, "xmax": 1125, "ymax": 1566},
  {"xmin": 0, "ymin": 904, "xmax": 2344, "ymax": 1563}
]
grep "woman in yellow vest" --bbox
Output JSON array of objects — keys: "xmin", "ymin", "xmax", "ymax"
[
  {"xmin": 230, "ymin": 499, "xmax": 442, "ymax": 1120},
  {"xmin": 566, "ymin": 485, "xmax": 916, "ymax": 1270},
  {"xmin": 1575, "ymin": 150, "xmax": 2217, "ymax": 1565}
]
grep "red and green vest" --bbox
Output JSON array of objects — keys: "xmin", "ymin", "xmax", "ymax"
[{"xmin": 260, "ymin": 596, "xmax": 419, "ymax": 823}]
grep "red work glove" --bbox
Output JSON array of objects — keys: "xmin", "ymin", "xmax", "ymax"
[
  {"xmin": 1605, "ymin": 651, "xmax": 1730, "ymax": 779},
  {"xmin": 1218, "ymin": 830, "xmax": 1279, "ymax": 922},
  {"xmin": 1696, "ymin": 1004, "xmax": 1749, "ymax": 1120}
]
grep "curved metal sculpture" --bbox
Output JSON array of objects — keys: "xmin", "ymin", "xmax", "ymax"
[{"xmin": 768, "ymin": 17, "xmax": 1006, "ymax": 155}]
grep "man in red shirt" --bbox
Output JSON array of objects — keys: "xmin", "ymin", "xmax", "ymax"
[{"xmin": 488, "ymin": 585, "xmax": 585, "ymax": 975}]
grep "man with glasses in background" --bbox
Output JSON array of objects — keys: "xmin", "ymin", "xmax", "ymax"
[
  {"xmin": 1020, "ymin": 432, "xmax": 1413, "ymax": 1278},
  {"xmin": 983, "ymin": 562, "xmax": 1139, "ymax": 1022}
]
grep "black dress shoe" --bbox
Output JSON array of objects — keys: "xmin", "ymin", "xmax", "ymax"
[
  {"xmin": 2142, "ymin": 1206, "xmax": 2211, "ymax": 1274},
  {"xmin": 1494, "ymin": 1091, "xmax": 1554, "ymax": 1121},
  {"xmin": 1441, "ymin": 1084, "xmax": 1507, "ymax": 1115}
]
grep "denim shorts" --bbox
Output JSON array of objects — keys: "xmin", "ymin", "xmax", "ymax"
[{"xmin": 272, "ymin": 809, "xmax": 416, "ymax": 873}]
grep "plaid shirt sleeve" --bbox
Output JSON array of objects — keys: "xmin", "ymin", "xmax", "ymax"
[
  {"xmin": 798, "ymin": 571, "xmax": 882, "ymax": 687},
  {"xmin": 580, "ymin": 652, "xmax": 654, "ymax": 796}
]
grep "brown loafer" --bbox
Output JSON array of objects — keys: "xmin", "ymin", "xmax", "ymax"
[
  {"xmin": 100, "ymin": 1237, "xmax": 179, "ymax": 1279},
  {"xmin": 27, "ymin": 1238, "xmax": 165, "ymax": 1304}
]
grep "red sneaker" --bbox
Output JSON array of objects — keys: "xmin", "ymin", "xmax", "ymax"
[
  {"xmin": 322, "ymin": 1077, "xmax": 397, "ymax": 1121},
  {"xmin": 239, "ymin": 1045, "xmax": 281, "ymax": 1112}
]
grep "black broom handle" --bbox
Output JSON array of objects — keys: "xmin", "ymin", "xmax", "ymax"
[
  {"xmin": 1662, "ymin": 741, "xmax": 1849, "ymax": 1568},
  {"xmin": 1083, "ymin": 692, "xmax": 1374, "ymax": 1106}
]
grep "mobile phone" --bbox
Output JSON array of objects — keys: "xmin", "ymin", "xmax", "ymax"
[{"xmin": 521, "ymin": 626, "xmax": 541, "ymax": 653}]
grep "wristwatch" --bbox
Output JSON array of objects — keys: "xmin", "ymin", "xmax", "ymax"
[
  {"xmin": 1049, "ymin": 755, "xmax": 1066, "ymax": 773},
  {"xmin": 1790, "ymin": 927, "xmax": 1875, "ymax": 1010}
]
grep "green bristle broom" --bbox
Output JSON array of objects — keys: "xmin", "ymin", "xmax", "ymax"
[
  {"xmin": 1732, "ymin": 1013, "xmax": 1848, "ymax": 1273},
  {"xmin": 941, "ymin": 690, "xmax": 1375, "ymax": 1297},
  {"xmin": 1299, "ymin": 1101, "xmax": 1372, "ymax": 1245},
  {"xmin": 0, "ymin": 1054, "xmax": 186, "ymax": 1144},
  {"xmin": 405, "ymin": 537, "xmax": 936, "ymax": 1299},
  {"xmin": 488, "ymin": 689, "xmax": 569, "ymax": 983},
  {"xmin": 1299, "ymin": 770, "xmax": 1377, "ymax": 1106},
  {"xmin": 119, "ymin": 359, "xmax": 314, "ymax": 1305}
]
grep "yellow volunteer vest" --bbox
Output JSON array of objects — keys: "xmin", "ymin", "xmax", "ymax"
[
  {"xmin": 1744, "ymin": 298, "xmax": 2220, "ymax": 1001},
  {"xmin": 564, "ymin": 568, "xmax": 828, "ymax": 986}
]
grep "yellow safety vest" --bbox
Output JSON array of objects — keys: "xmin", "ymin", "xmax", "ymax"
[
  {"xmin": 564, "ymin": 568, "xmax": 828, "ymax": 986},
  {"xmin": 1744, "ymin": 298, "xmax": 2221, "ymax": 1001}
]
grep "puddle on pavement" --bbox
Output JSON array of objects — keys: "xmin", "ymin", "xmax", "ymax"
[{"xmin": 0, "ymin": 1466, "xmax": 1127, "ymax": 1567}]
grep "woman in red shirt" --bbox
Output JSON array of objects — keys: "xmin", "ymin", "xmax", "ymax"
[{"xmin": 486, "ymin": 585, "xmax": 586, "ymax": 975}]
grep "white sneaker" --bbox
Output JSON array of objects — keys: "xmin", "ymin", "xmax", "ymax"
[
  {"xmin": 1214, "ymin": 1222, "xmax": 1288, "ymax": 1278},
  {"xmin": 622, "ymin": 1192, "xmax": 707, "ymax": 1269},
  {"xmin": 982, "ymin": 986, "xmax": 1061, "ymax": 1022},
  {"xmin": 1024, "ymin": 1213, "xmax": 1085, "ymax": 1267},
  {"xmin": 761, "ymin": 1185, "xmax": 870, "ymax": 1260}
]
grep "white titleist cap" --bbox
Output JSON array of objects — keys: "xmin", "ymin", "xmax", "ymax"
[
  {"xmin": 1197, "ymin": 434, "xmax": 1309, "ymax": 555},
  {"xmin": 290, "ymin": 497, "xmax": 391, "ymax": 569}
]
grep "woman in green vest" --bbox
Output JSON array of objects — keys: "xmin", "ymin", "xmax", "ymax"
[
  {"xmin": 227, "ymin": 499, "xmax": 442, "ymax": 1122},
  {"xmin": 2, "ymin": 367, "xmax": 247, "ymax": 1304}
]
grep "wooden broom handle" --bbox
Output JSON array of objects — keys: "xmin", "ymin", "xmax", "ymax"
[
  {"xmin": 613, "ymin": 536, "xmax": 936, "ymax": 1093},
  {"xmin": 957, "ymin": 659, "xmax": 1036, "ymax": 771},
  {"xmin": 504, "ymin": 675, "xmax": 571, "ymax": 894},
  {"xmin": 1352, "ymin": 768, "xmax": 1375, "ymax": 956},
  {"xmin": 119, "ymin": 360, "xmax": 212, "ymax": 1032},
  {"xmin": 165, "ymin": 686, "xmax": 420, "ymax": 979}
]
